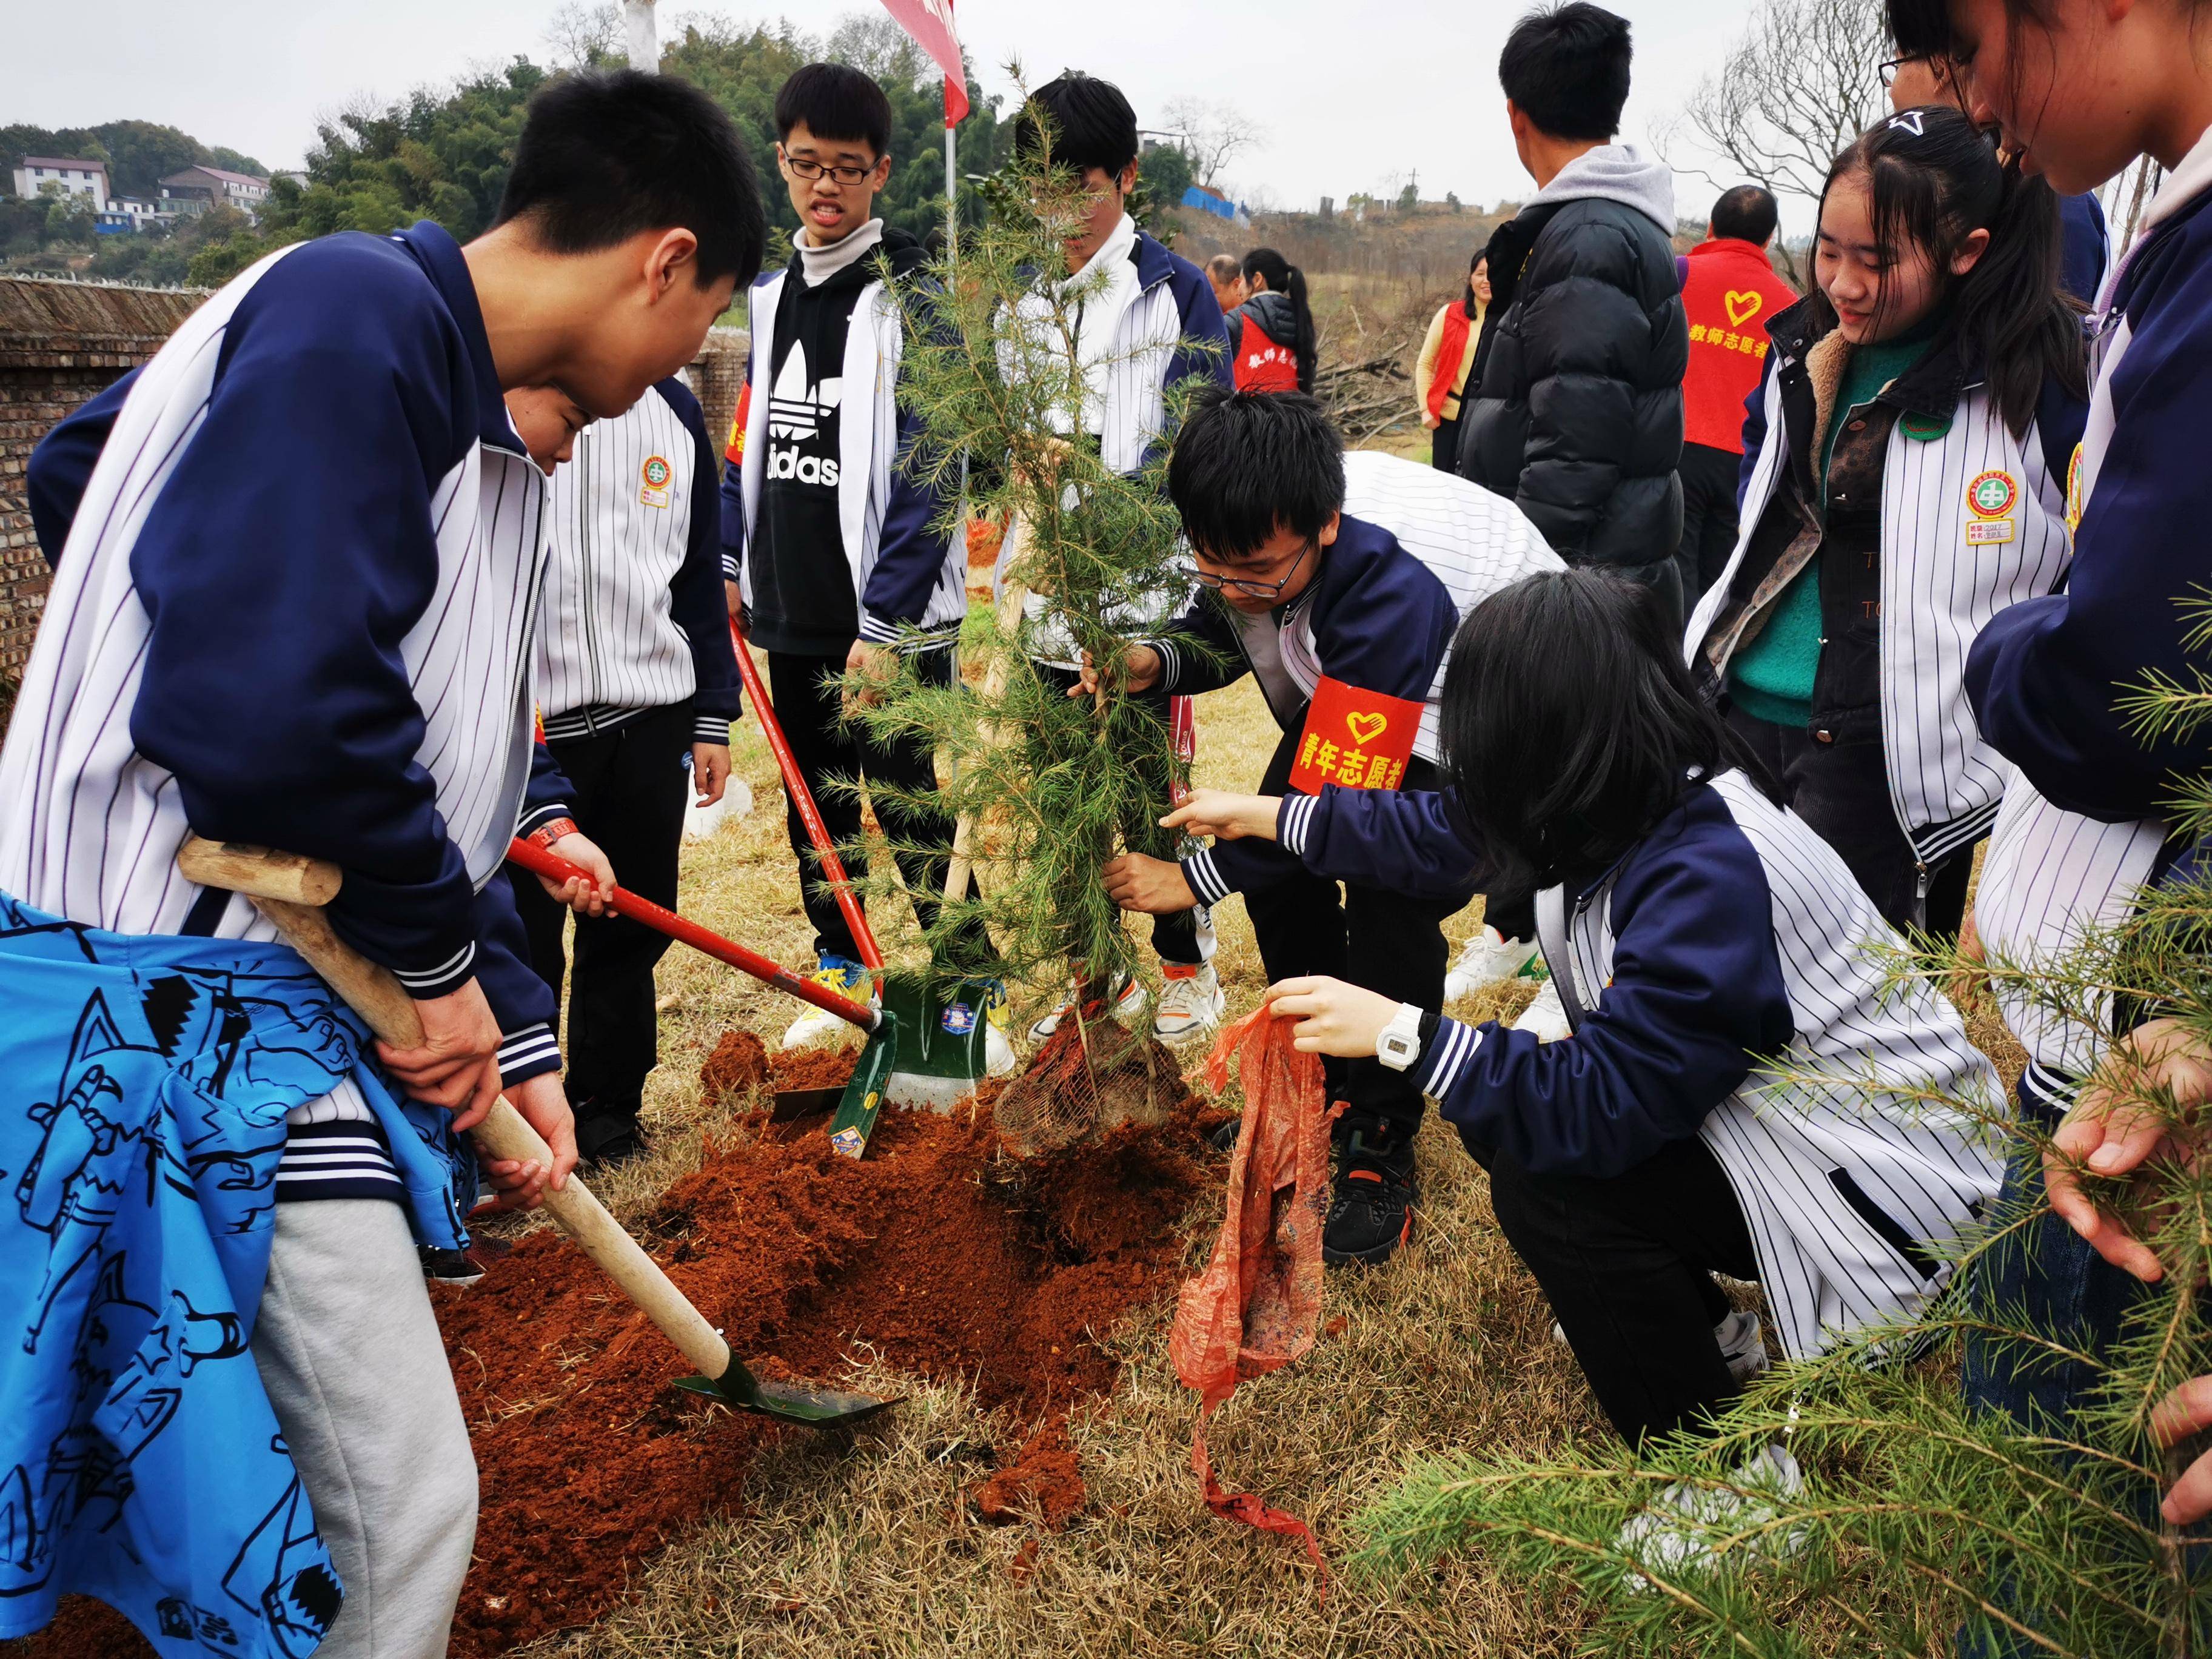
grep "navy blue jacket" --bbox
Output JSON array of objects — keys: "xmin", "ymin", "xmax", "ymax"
[
  {"xmin": 1310, "ymin": 783, "xmax": 1794, "ymax": 1178},
  {"xmin": 1155, "ymin": 513, "xmax": 1459, "ymax": 896},
  {"xmin": 22, "ymin": 225, "xmax": 565, "ymax": 1076},
  {"xmin": 1735, "ymin": 192, "xmax": 2110, "ymax": 509},
  {"xmin": 1966, "ymin": 186, "xmax": 2212, "ymax": 822}
]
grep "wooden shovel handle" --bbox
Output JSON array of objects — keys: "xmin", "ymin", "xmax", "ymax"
[{"xmin": 190, "ymin": 847, "xmax": 734, "ymax": 1382}]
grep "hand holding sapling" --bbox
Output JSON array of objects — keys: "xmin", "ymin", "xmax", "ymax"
[
  {"xmin": 1102, "ymin": 851, "xmax": 1198, "ymax": 914},
  {"xmin": 1161, "ymin": 789, "xmax": 1281, "ymax": 842},
  {"xmin": 2045, "ymin": 1016, "xmax": 2212, "ymax": 1283}
]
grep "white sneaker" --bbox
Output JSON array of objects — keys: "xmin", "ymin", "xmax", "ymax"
[
  {"xmin": 781, "ymin": 958, "xmax": 874, "ymax": 1050},
  {"xmin": 1714, "ymin": 1307, "xmax": 1769, "ymax": 1384},
  {"xmin": 1616, "ymin": 1443, "xmax": 1805, "ymax": 1587},
  {"xmin": 1152, "ymin": 962, "xmax": 1224, "ymax": 1047},
  {"xmin": 982, "ymin": 984, "xmax": 1017, "ymax": 1078},
  {"xmin": 1444, "ymin": 926, "xmax": 1545, "ymax": 1001},
  {"xmin": 1513, "ymin": 977, "xmax": 1572, "ymax": 1042},
  {"xmin": 1027, "ymin": 974, "xmax": 1148, "ymax": 1042}
]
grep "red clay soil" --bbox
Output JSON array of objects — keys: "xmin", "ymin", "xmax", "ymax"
[
  {"xmin": 698, "ymin": 1027, "xmax": 771, "ymax": 1102},
  {"xmin": 13, "ymin": 1047, "xmax": 1219, "ymax": 1659}
]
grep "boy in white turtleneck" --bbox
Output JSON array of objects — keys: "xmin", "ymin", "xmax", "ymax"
[
  {"xmin": 721, "ymin": 62, "xmax": 1007, "ymax": 1061},
  {"xmin": 996, "ymin": 71, "xmax": 1236, "ymax": 1052}
]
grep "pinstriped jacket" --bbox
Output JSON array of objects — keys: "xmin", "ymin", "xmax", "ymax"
[
  {"xmin": 1408, "ymin": 769, "xmax": 2005, "ymax": 1361},
  {"xmin": 1688, "ymin": 301, "xmax": 2079, "ymax": 872}
]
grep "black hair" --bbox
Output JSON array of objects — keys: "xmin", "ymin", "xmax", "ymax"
[
  {"xmin": 1498, "ymin": 3, "xmax": 1633, "ymax": 142},
  {"xmin": 1464, "ymin": 249, "xmax": 1489, "ymax": 318},
  {"xmin": 1240, "ymin": 247, "xmax": 1318, "ymax": 392},
  {"xmin": 1711, "ymin": 184, "xmax": 1780, "ymax": 245},
  {"xmin": 1013, "ymin": 72, "xmax": 1140, "ymax": 179},
  {"xmin": 1439, "ymin": 571, "xmax": 1770, "ymax": 888},
  {"xmin": 774, "ymin": 62, "xmax": 893, "ymax": 159},
  {"xmin": 496, "ymin": 69, "xmax": 766, "ymax": 287},
  {"xmin": 1166, "ymin": 387, "xmax": 1345, "ymax": 561},
  {"xmin": 1812, "ymin": 104, "xmax": 2085, "ymax": 434}
]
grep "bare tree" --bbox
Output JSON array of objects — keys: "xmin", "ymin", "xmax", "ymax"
[
  {"xmin": 546, "ymin": 2, "xmax": 623, "ymax": 68},
  {"xmin": 1655, "ymin": 0, "xmax": 1888, "ymax": 281},
  {"xmin": 1160, "ymin": 96, "xmax": 1265, "ymax": 189}
]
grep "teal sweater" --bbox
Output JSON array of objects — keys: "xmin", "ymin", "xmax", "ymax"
[{"xmin": 1728, "ymin": 320, "xmax": 1941, "ymax": 728}]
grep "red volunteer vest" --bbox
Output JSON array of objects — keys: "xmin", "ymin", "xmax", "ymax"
[{"xmin": 1233, "ymin": 311, "xmax": 1300, "ymax": 394}]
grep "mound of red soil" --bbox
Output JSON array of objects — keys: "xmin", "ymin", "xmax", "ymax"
[
  {"xmin": 15, "ymin": 1065, "xmax": 1218, "ymax": 1659},
  {"xmin": 698, "ymin": 1028, "xmax": 770, "ymax": 1102},
  {"xmin": 768, "ymin": 1044, "xmax": 859, "ymax": 1093}
]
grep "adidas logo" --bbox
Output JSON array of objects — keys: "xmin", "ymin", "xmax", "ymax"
[{"xmin": 767, "ymin": 341, "xmax": 842, "ymax": 442}]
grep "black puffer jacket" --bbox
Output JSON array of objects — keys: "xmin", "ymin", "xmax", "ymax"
[{"xmin": 1458, "ymin": 181, "xmax": 1687, "ymax": 613}]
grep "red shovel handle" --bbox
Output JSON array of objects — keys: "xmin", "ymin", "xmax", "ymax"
[
  {"xmin": 728, "ymin": 617, "xmax": 886, "ymax": 974},
  {"xmin": 506, "ymin": 837, "xmax": 877, "ymax": 1033}
]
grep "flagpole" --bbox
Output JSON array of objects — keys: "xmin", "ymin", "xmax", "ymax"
[{"xmin": 945, "ymin": 115, "xmax": 957, "ymax": 260}]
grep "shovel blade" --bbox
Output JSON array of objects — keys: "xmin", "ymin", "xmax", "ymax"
[{"xmin": 674, "ymin": 1357, "xmax": 897, "ymax": 1428}]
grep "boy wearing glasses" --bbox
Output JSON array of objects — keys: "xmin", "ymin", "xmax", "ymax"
[
  {"xmin": 1094, "ymin": 388, "xmax": 1562, "ymax": 1265},
  {"xmin": 723, "ymin": 62, "xmax": 1004, "ymax": 1062}
]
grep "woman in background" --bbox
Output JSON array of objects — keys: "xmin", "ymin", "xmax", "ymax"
[
  {"xmin": 1417, "ymin": 252, "xmax": 1489, "ymax": 470},
  {"xmin": 1226, "ymin": 247, "xmax": 1318, "ymax": 394}
]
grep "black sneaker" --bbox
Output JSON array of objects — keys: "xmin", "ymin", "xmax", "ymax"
[{"xmin": 1323, "ymin": 1127, "xmax": 1417, "ymax": 1267}]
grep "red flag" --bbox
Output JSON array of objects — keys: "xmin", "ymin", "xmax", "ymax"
[{"xmin": 877, "ymin": 0, "xmax": 970, "ymax": 126}]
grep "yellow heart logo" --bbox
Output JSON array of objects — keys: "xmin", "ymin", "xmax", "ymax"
[
  {"xmin": 1723, "ymin": 290, "xmax": 1763, "ymax": 328},
  {"xmin": 1345, "ymin": 711, "xmax": 1389, "ymax": 747}
]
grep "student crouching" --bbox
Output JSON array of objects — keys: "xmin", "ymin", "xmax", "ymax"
[{"xmin": 1248, "ymin": 570, "xmax": 2003, "ymax": 1450}]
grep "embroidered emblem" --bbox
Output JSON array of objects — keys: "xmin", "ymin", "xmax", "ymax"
[
  {"xmin": 1900, "ymin": 412, "xmax": 1951, "ymax": 441},
  {"xmin": 639, "ymin": 453, "xmax": 673, "ymax": 509},
  {"xmin": 1967, "ymin": 469, "xmax": 2017, "ymax": 518},
  {"xmin": 1889, "ymin": 110, "xmax": 1926, "ymax": 136}
]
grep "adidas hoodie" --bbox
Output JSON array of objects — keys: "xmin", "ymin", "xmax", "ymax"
[{"xmin": 721, "ymin": 221, "xmax": 967, "ymax": 655}]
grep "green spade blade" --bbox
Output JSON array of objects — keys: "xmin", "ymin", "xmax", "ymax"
[{"xmin": 672, "ymin": 1354, "xmax": 896, "ymax": 1427}]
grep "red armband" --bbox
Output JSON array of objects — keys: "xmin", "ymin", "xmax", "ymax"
[
  {"xmin": 724, "ymin": 385, "xmax": 751, "ymax": 466},
  {"xmin": 1286, "ymin": 676, "xmax": 1424, "ymax": 796}
]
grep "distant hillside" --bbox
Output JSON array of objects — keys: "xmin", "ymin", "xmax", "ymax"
[
  {"xmin": 2, "ymin": 120, "xmax": 269, "ymax": 198},
  {"xmin": 1179, "ymin": 200, "xmax": 1508, "ymax": 292}
]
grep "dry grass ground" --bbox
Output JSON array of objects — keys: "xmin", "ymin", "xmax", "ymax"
[{"xmin": 498, "ymin": 657, "xmax": 1631, "ymax": 1658}]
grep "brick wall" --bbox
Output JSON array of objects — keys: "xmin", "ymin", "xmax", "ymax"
[
  {"xmin": 0, "ymin": 283, "xmax": 749, "ymax": 691},
  {"xmin": 0, "ymin": 278, "xmax": 206, "ymax": 681}
]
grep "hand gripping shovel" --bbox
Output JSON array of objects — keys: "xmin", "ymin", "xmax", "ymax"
[
  {"xmin": 728, "ymin": 617, "xmax": 992, "ymax": 1153},
  {"xmin": 175, "ymin": 836, "xmax": 893, "ymax": 1429},
  {"xmin": 503, "ymin": 837, "xmax": 979, "ymax": 1153}
]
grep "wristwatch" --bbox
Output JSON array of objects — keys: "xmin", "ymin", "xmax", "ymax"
[
  {"xmin": 1375, "ymin": 1002, "xmax": 1426, "ymax": 1072},
  {"xmin": 526, "ymin": 816, "xmax": 579, "ymax": 851}
]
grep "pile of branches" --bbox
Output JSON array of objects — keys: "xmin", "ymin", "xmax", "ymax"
[{"xmin": 1311, "ymin": 288, "xmax": 1439, "ymax": 445}]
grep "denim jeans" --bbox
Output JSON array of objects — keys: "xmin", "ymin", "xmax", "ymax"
[{"xmin": 1956, "ymin": 1074, "xmax": 2151, "ymax": 1657}]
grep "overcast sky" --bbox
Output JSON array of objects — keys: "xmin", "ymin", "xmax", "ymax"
[{"xmin": 2, "ymin": 1, "xmax": 1811, "ymax": 232}]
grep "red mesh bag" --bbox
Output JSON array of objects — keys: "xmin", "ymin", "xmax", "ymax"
[{"xmin": 1169, "ymin": 1004, "xmax": 1334, "ymax": 1580}]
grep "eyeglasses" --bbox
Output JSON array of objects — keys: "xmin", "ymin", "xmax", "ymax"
[
  {"xmin": 782, "ymin": 153, "xmax": 876, "ymax": 186},
  {"xmin": 1878, "ymin": 57, "xmax": 1908, "ymax": 87},
  {"xmin": 1191, "ymin": 537, "xmax": 1315, "ymax": 601},
  {"xmin": 1879, "ymin": 54, "xmax": 1960, "ymax": 92}
]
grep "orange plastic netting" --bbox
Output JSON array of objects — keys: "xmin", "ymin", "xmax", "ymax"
[{"xmin": 1169, "ymin": 1004, "xmax": 1335, "ymax": 1580}]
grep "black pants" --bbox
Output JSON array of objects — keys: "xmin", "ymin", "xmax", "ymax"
[
  {"xmin": 1480, "ymin": 1132, "xmax": 1759, "ymax": 1448},
  {"xmin": 512, "ymin": 702, "xmax": 692, "ymax": 1142},
  {"xmin": 1240, "ymin": 725, "xmax": 1467, "ymax": 1149},
  {"xmin": 1430, "ymin": 415, "xmax": 1461, "ymax": 472},
  {"xmin": 1726, "ymin": 704, "xmax": 1972, "ymax": 938},
  {"xmin": 768, "ymin": 646, "xmax": 994, "ymax": 970},
  {"xmin": 1677, "ymin": 440, "xmax": 1744, "ymax": 611},
  {"xmin": 1036, "ymin": 663, "xmax": 1205, "ymax": 967}
]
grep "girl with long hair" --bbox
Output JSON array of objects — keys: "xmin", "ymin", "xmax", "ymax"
[
  {"xmin": 1416, "ymin": 253, "xmax": 1490, "ymax": 470},
  {"xmin": 1686, "ymin": 104, "xmax": 2088, "ymax": 940},
  {"xmin": 1225, "ymin": 246, "xmax": 1317, "ymax": 393}
]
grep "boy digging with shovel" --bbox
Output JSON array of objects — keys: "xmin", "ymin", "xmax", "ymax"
[{"xmin": 0, "ymin": 70, "xmax": 763, "ymax": 1659}]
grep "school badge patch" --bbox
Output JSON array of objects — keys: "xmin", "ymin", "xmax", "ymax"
[
  {"xmin": 2065, "ymin": 442, "xmax": 2084, "ymax": 532},
  {"xmin": 1287, "ymin": 675, "xmax": 1424, "ymax": 795},
  {"xmin": 640, "ymin": 454, "xmax": 672, "ymax": 509},
  {"xmin": 1965, "ymin": 468, "xmax": 2017, "ymax": 545}
]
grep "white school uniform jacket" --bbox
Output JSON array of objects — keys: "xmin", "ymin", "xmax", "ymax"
[
  {"xmin": 1687, "ymin": 309, "xmax": 2076, "ymax": 873},
  {"xmin": 988, "ymin": 216, "xmax": 1235, "ymax": 665},
  {"xmin": 725, "ymin": 224, "xmax": 967, "ymax": 648},
  {"xmin": 1408, "ymin": 769, "xmax": 2006, "ymax": 1360},
  {"xmin": 1, "ymin": 221, "xmax": 568, "ymax": 1183},
  {"xmin": 535, "ymin": 375, "xmax": 740, "ymax": 746},
  {"xmin": 1969, "ymin": 133, "xmax": 2212, "ymax": 1101}
]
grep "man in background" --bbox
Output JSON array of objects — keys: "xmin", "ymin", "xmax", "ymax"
[
  {"xmin": 1674, "ymin": 186, "xmax": 1795, "ymax": 609},
  {"xmin": 1206, "ymin": 252, "xmax": 1246, "ymax": 313}
]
